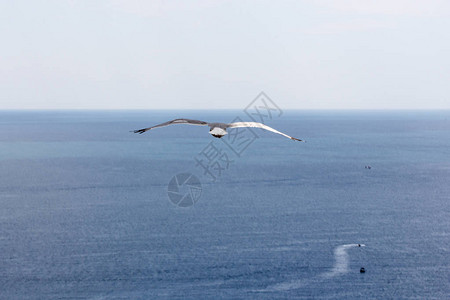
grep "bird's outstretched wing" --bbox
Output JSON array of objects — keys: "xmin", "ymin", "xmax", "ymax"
[
  {"xmin": 133, "ymin": 119, "xmax": 208, "ymax": 134},
  {"xmin": 227, "ymin": 122, "xmax": 304, "ymax": 141}
]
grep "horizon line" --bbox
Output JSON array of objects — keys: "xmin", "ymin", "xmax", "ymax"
[{"xmin": 1, "ymin": 108, "xmax": 450, "ymax": 111}]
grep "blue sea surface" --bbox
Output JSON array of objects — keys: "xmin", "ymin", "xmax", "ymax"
[{"xmin": 0, "ymin": 110, "xmax": 449, "ymax": 299}]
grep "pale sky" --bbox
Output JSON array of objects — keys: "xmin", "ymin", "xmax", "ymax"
[{"xmin": 1, "ymin": 0, "xmax": 449, "ymax": 109}]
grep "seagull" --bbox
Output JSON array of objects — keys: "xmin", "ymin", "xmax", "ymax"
[{"xmin": 133, "ymin": 118, "xmax": 304, "ymax": 141}]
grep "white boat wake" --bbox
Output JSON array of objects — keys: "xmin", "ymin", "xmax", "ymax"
[
  {"xmin": 266, "ymin": 243, "xmax": 366, "ymax": 291},
  {"xmin": 321, "ymin": 243, "xmax": 365, "ymax": 278}
]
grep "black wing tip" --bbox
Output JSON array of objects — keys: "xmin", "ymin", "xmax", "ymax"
[
  {"xmin": 291, "ymin": 137, "xmax": 305, "ymax": 142},
  {"xmin": 133, "ymin": 129, "xmax": 147, "ymax": 134}
]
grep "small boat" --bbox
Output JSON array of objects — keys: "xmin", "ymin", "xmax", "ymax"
[{"xmin": 360, "ymin": 267, "xmax": 366, "ymax": 273}]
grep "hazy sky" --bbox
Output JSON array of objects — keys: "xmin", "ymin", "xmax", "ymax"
[{"xmin": 1, "ymin": 0, "xmax": 449, "ymax": 109}]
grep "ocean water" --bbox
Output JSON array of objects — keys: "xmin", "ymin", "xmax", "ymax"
[{"xmin": 0, "ymin": 110, "xmax": 449, "ymax": 299}]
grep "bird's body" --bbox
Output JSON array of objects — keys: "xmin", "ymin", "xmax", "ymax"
[
  {"xmin": 208, "ymin": 126, "xmax": 228, "ymax": 138},
  {"xmin": 133, "ymin": 118, "xmax": 304, "ymax": 142}
]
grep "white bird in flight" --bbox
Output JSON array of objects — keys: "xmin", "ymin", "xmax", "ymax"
[{"xmin": 133, "ymin": 118, "xmax": 304, "ymax": 141}]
